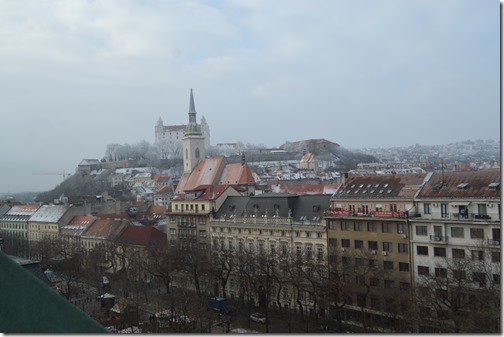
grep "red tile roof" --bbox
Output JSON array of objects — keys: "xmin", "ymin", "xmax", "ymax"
[
  {"xmin": 181, "ymin": 157, "xmax": 225, "ymax": 192},
  {"xmin": 116, "ymin": 226, "xmax": 167, "ymax": 246},
  {"xmin": 81, "ymin": 219, "xmax": 129, "ymax": 240},
  {"xmin": 61, "ymin": 216, "xmax": 98, "ymax": 236},
  {"xmin": 219, "ymin": 162, "xmax": 255, "ymax": 185}
]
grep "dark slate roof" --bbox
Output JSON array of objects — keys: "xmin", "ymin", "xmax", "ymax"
[
  {"xmin": 214, "ymin": 193, "xmax": 330, "ymax": 222},
  {"xmin": 0, "ymin": 251, "xmax": 106, "ymax": 333},
  {"xmin": 332, "ymin": 173, "xmax": 427, "ymax": 200},
  {"xmin": 417, "ymin": 169, "xmax": 500, "ymax": 200}
]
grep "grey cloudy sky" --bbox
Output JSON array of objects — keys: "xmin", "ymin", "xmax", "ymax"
[{"xmin": 0, "ymin": 0, "xmax": 499, "ymax": 193}]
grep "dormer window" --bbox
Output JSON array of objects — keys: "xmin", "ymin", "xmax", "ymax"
[
  {"xmin": 387, "ymin": 189, "xmax": 392, "ymax": 194},
  {"xmin": 488, "ymin": 182, "xmax": 500, "ymax": 189},
  {"xmin": 457, "ymin": 183, "xmax": 469, "ymax": 190},
  {"xmin": 384, "ymin": 183, "xmax": 389, "ymax": 188}
]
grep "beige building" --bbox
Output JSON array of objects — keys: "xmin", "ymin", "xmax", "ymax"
[
  {"xmin": 28, "ymin": 204, "xmax": 81, "ymax": 242},
  {"xmin": 325, "ymin": 173, "xmax": 427, "ymax": 322},
  {"xmin": 201, "ymin": 193, "xmax": 330, "ymax": 315},
  {"xmin": 0, "ymin": 204, "xmax": 40, "ymax": 240}
]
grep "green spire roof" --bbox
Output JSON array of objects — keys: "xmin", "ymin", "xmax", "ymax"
[{"xmin": 184, "ymin": 88, "xmax": 202, "ymax": 136}]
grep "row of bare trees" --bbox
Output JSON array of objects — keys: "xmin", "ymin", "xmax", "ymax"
[{"xmin": 2, "ymin": 233, "xmax": 499, "ymax": 333}]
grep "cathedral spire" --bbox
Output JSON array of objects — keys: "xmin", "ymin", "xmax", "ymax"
[
  {"xmin": 184, "ymin": 88, "xmax": 202, "ymax": 136},
  {"xmin": 189, "ymin": 88, "xmax": 196, "ymax": 118}
]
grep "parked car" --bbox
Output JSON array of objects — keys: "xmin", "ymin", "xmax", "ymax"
[{"xmin": 250, "ymin": 312, "xmax": 266, "ymax": 324}]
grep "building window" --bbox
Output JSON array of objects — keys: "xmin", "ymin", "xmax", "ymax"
[
  {"xmin": 354, "ymin": 222, "xmax": 363, "ymax": 231},
  {"xmin": 281, "ymin": 243, "xmax": 288, "ymax": 256},
  {"xmin": 354, "ymin": 240, "xmax": 364, "ymax": 249},
  {"xmin": 306, "ymin": 246, "xmax": 313, "ymax": 259},
  {"xmin": 435, "ymin": 268, "xmax": 447, "ymax": 278},
  {"xmin": 367, "ymin": 222, "xmax": 377, "ymax": 232},
  {"xmin": 453, "ymin": 270, "xmax": 466, "ymax": 280},
  {"xmin": 451, "ymin": 227, "xmax": 464, "ymax": 238},
  {"xmin": 477, "ymin": 204, "xmax": 488, "ymax": 216},
  {"xmin": 397, "ymin": 223, "xmax": 407, "ymax": 234},
  {"xmin": 434, "ymin": 247, "xmax": 446, "ymax": 257},
  {"xmin": 368, "ymin": 240, "xmax": 378, "ymax": 250},
  {"xmin": 270, "ymin": 243, "xmax": 276, "ymax": 255},
  {"xmin": 317, "ymin": 247, "xmax": 324, "ymax": 260},
  {"xmin": 399, "ymin": 262, "xmax": 410, "ymax": 272},
  {"xmin": 384, "ymin": 261, "xmax": 393, "ymax": 270},
  {"xmin": 370, "ymin": 277, "xmax": 380, "ymax": 287},
  {"xmin": 452, "ymin": 248, "xmax": 465, "ymax": 259},
  {"xmin": 470, "ymin": 228, "xmax": 484, "ymax": 239},
  {"xmin": 170, "ymin": 229, "xmax": 176, "ymax": 236},
  {"xmin": 355, "ymin": 258, "xmax": 365, "ymax": 267},
  {"xmin": 384, "ymin": 279, "xmax": 394, "ymax": 288},
  {"xmin": 382, "ymin": 223, "xmax": 392, "ymax": 233},
  {"xmin": 492, "ymin": 251, "xmax": 500, "ymax": 263},
  {"xmin": 383, "ymin": 242, "xmax": 393, "ymax": 252},
  {"xmin": 493, "ymin": 274, "xmax": 500, "ymax": 285},
  {"xmin": 418, "ymin": 266, "xmax": 430, "ymax": 276},
  {"xmin": 417, "ymin": 246, "xmax": 428, "ymax": 255},
  {"xmin": 471, "ymin": 250, "xmax": 484, "ymax": 261},
  {"xmin": 328, "ymin": 220, "xmax": 337, "ymax": 230},
  {"xmin": 342, "ymin": 239, "xmax": 350, "ymax": 248},
  {"xmin": 399, "ymin": 282, "xmax": 410, "ymax": 291},
  {"xmin": 238, "ymin": 241, "xmax": 244, "ymax": 252},
  {"xmin": 473, "ymin": 272, "xmax": 486, "ymax": 287},
  {"xmin": 342, "ymin": 256, "xmax": 350, "ymax": 265},
  {"xmin": 341, "ymin": 221, "xmax": 350, "ymax": 231},
  {"xmin": 296, "ymin": 246, "xmax": 302, "ymax": 257},
  {"xmin": 423, "ymin": 203, "xmax": 431, "ymax": 214},
  {"xmin": 199, "ymin": 230, "xmax": 206, "ymax": 237},
  {"xmin": 440, "ymin": 203, "xmax": 449, "ymax": 218},
  {"xmin": 416, "ymin": 226, "xmax": 427, "ymax": 236},
  {"xmin": 398, "ymin": 243, "xmax": 408, "ymax": 253},
  {"xmin": 306, "ymin": 231, "xmax": 311, "ymax": 238}
]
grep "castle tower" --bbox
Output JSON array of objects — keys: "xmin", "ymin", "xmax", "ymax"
[
  {"xmin": 182, "ymin": 89, "xmax": 206, "ymax": 173},
  {"xmin": 155, "ymin": 117, "xmax": 164, "ymax": 145}
]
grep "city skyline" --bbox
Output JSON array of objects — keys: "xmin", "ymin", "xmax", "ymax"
[{"xmin": 0, "ymin": 0, "xmax": 499, "ymax": 193}]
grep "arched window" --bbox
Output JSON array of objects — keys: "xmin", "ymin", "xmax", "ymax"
[
  {"xmin": 185, "ymin": 148, "xmax": 188, "ymax": 160},
  {"xmin": 195, "ymin": 148, "xmax": 200, "ymax": 160}
]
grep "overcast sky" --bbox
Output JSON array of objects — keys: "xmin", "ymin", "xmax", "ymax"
[{"xmin": 0, "ymin": 0, "xmax": 500, "ymax": 193}]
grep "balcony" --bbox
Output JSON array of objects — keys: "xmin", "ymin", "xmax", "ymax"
[
  {"xmin": 487, "ymin": 239, "xmax": 500, "ymax": 246},
  {"xmin": 324, "ymin": 210, "xmax": 406, "ymax": 218},
  {"xmin": 430, "ymin": 235, "xmax": 448, "ymax": 243}
]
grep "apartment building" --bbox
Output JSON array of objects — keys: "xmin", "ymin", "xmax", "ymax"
[
  {"xmin": 325, "ymin": 173, "xmax": 427, "ymax": 321},
  {"xmin": 204, "ymin": 193, "xmax": 330, "ymax": 314},
  {"xmin": 0, "ymin": 204, "xmax": 40, "ymax": 240},
  {"xmin": 28, "ymin": 204, "xmax": 81, "ymax": 242},
  {"xmin": 410, "ymin": 169, "xmax": 501, "ymax": 331}
]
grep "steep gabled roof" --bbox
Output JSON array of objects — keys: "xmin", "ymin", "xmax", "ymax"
[
  {"xmin": 116, "ymin": 226, "xmax": 167, "ymax": 246},
  {"xmin": 181, "ymin": 156, "xmax": 225, "ymax": 192},
  {"xmin": 219, "ymin": 162, "xmax": 255, "ymax": 185}
]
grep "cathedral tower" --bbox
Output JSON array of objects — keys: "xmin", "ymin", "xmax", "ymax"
[{"xmin": 182, "ymin": 89, "xmax": 206, "ymax": 173}]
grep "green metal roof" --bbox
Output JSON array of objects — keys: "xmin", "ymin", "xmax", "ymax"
[{"xmin": 0, "ymin": 251, "xmax": 107, "ymax": 333}]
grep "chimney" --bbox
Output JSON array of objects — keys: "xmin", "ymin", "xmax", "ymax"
[
  {"xmin": 340, "ymin": 172, "xmax": 349, "ymax": 186},
  {"xmin": 241, "ymin": 154, "xmax": 246, "ymax": 166}
]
